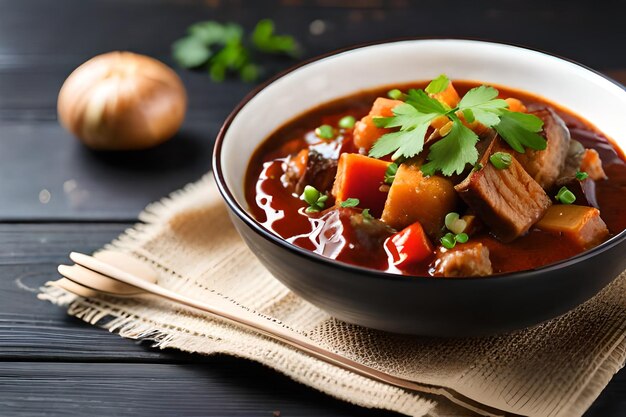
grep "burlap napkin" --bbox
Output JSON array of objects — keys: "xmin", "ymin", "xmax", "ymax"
[{"xmin": 39, "ymin": 174, "xmax": 626, "ymax": 417}]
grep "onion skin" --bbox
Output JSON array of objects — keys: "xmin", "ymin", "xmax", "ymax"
[{"xmin": 57, "ymin": 51, "xmax": 187, "ymax": 150}]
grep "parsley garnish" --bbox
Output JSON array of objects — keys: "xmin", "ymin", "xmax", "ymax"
[
  {"xmin": 384, "ymin": 163, "xmax": 398, "ymax": 185},
  {"xmin": 368, "ymin": 76, "xmax": 547, "ymax": 176},
  {"xmin": 172, "ymin": 19, "xmax": 300, "ymax": 82},
  {"xmin": 421, "ymin": 115, "xmax": 479, "ymax": 176}
]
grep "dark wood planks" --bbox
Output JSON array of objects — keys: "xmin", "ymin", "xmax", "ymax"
[
  {"xmin": 0, "ymin": 361, "xmax": 401, "ymax": 417},
  {"xmin": 0, "ymin": 223, "xmax": 624, "ymax": 416}
]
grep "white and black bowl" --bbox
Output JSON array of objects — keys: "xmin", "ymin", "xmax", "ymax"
[{"xmin": 213, "ymin": 39, "xmax": 626, "ymax": 336}]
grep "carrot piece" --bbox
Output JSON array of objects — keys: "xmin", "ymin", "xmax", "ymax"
[
  {"xmin": 353, "ymin": 98, "xmax": 403, "ymax": 151},
  {"xmin": 505, "ymin": 98, "xmax": 527, "ymax": 113},
  {"xmin": 369, "ymin": 97, "xmax": 404, "ymax": 117},
  {"xmin": 580, "ymin": 148, "xmax": 607, "ymax": 180},
  {"xmin": 431, "ymin": 115, "xmax": 449, "ymax": 130},
  {"xmin": 536, "ymin": 205, "xmax": 608, "ymax": 249},
  {"xmin": 290, "ymin": 149, "xmax": 309, "ymax": 179},
  {"xmin": 332, "ymin": 153, "xmax": 391, "ymax": 217},
  {"xmin": 384, "ymin": 221, "xmax": 434, "ymax": 268},
  {"xmin": 353, "ymin": 115, "xmax": 389, "ymax": 150},
  {"xmin": 431, "ymin": 82, "xmax": 460, "ymax": 108}
]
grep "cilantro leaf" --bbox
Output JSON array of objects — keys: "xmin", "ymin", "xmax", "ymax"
[
  {"xmin": 406, "ymin": 89, "xmax": 449, "ymax": 114},
  {"xmin": 458, "ymin": 85, "xmax": 499, "ymax": 108},
  {"xmin": 425, "ymin": 74, "xmax": 450, "ymax": 94},
  {"xmin": 369, "ymin": 104, "xmax": 439, "ymax": 159},
  {"xmin": 370, "ymin": 124, "xmax": 429, "ymax": 160},
  {"xmin": 376, "ymin": 103, "xmax": 439, "ymax": 130},
  {"xmin": 172, "ymin": 19, "xmax": 300, "ymax": 83},
  {"xmin": 252, "ymin": 19, "xmax": 300, "ymax": 57},
  {"xmin": 494, "ymin": 110, "xmax": 546, "ymax": 153},
  {"xmin": 172, "ymin": 37, "xmax": 212, "ymax": 68},
  {"xmin": 188, "ymin": 21, "xmax": 243, "ymax": 45},
  {"xmin": 421, "ymin": 116, "xmax": 479, "ymax": 176},
  {"xmin": 458, "ymin": 85, "xmax": 508, "ymax": 127}
]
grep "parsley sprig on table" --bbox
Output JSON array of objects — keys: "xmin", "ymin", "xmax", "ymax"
[
  {"xmin": 172, "ymin": 19, "xmax": 300, "ymax": 82},
  {"xmin": 369, "ymin": 75, "xmax": 547, "ymax": 176}
]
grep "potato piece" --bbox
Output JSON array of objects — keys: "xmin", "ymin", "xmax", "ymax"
[
  {"xmin": 381, "ymin": 163, "xmax": 458, "ymax": 237},
  {"xmin": 536, "ymin": 205, "xmax": 609, "ymax": 249},
  {"xmin": 332, "ymin": 153, "xmax": 391, "ymax": 217}
]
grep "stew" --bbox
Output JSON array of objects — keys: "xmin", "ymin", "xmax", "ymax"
[{"xmin": 245, "ymin": 77, "xmax": 626, "ymax": 277}]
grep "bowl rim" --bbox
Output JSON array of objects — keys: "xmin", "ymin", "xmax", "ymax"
[{"xmin": 212, "ymin": 37, "xmax": 626, "ymax": 283}]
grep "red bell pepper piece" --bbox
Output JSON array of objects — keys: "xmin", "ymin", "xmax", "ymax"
[{"xmin": 385, "ymin": 221, "xmax": 434, "ymax": 268}]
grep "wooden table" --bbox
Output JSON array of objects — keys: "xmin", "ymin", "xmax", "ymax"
[{"xmin": 1, "ymin": 1, "xmax": 624, "ymax": 415}]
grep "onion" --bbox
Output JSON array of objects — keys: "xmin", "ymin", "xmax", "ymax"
[{"xmin": 57, "ymin": 51, "xmax": 187, "ymax": 150}]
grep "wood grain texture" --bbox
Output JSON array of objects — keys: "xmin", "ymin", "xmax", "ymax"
[
  {"xmin": 0, "ymin": 361, "xmax": 401, "ymax": 417},
  {"xmin": 0, "ymin": 224, "xmax": 624, "ymax": 416},
  {"xmin": 1, "ymin": 0, "xmax": 625, "ymax": 416}
]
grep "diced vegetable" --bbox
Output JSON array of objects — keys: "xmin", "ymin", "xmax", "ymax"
[
  {"xmin": 381, "ymin": 163, "xmax": 458, "ymax": 236},
  {"xmin": 430, "ymin": 81, "xmax": 460, "ymax": 108},
  {"xmin": 536, "ymin": 205, "xmax": 609, "ymax": 249},
  {"xmin": 384, "ymin": 221, "xmax": 434, "ymax": 268},
  {"xmin": 315, "ymin": 124, "xmax": 335, "ymax": 140},
  {"xmin": 332, "ymin": 153, "xmax": 391, "ymax": 217},
  {"xmin": 353, "ymin": 115, "xmax": 387, "ymax": 150},
  {"xmin": 353, "ymin": 97, "xmax": 404, "ymax": 151},
  {"xmin": 387, "ymin": 89, "xmax": 404, "ymax": 100},
  {"xmin": 555, "ymin": 186, "xmax": 576, "ymax": 204},
  {"xmin": 430, "ymin": 115, "xmax": 450, "ymax": 130},
  {"xmin": 505, "ymin": 98, "xmax": 527, "ymax": 113},
  {"xmin": 338, "ymin": 115, "xmax": 356, "ymax": 129},
  {"xmin": 580, "ymin": 148, "xmax": 607, "ymax": 180},
  {"xmin": 370, "ymin": 97, "xmax": 404, "ymax": 117},
  {"xmin": 301, "ymin": 185, "xmax": 328, "ymax": 213},
  {"xmin": 290, "ymin": 149, "xmax": 309, "ymax": 179}
]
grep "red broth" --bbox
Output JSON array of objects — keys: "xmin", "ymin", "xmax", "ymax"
[{"xmin": 245, "ymin": 81, "xmax": 626, "ymax": 276}]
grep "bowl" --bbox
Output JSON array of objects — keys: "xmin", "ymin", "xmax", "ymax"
[{"xmin": 213, "ymin": 39, "xmax": 626, "ymax": 336}]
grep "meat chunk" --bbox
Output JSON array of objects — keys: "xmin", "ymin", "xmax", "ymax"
[
  {"xmin": 301, "ymin": 207, "xmax": 394, "ymax": 268},
  {"xmin": 516, "ymin": 108, "xmax": 571, "ymax": 189},
  {"xmin": 433, "ymin": 242, "xmax": 492, "ymax": 277},
  {"xmin": 455, "ymin": 138, "xmax": 551, "ymax": 242},
  {"xmin": 536, "ymin": 205, "xmax": 609, "ymax": 249},
  {"xmin": 559, "ymin": 139, "xmax": 586, "ymax": 180},
  {"xmin": 381, "ymin": 162, "xmax": 458, "ymax": 237},
  {"xmin": 285, "ymin": 149, "xmax": 338, "ymax": 195}
]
